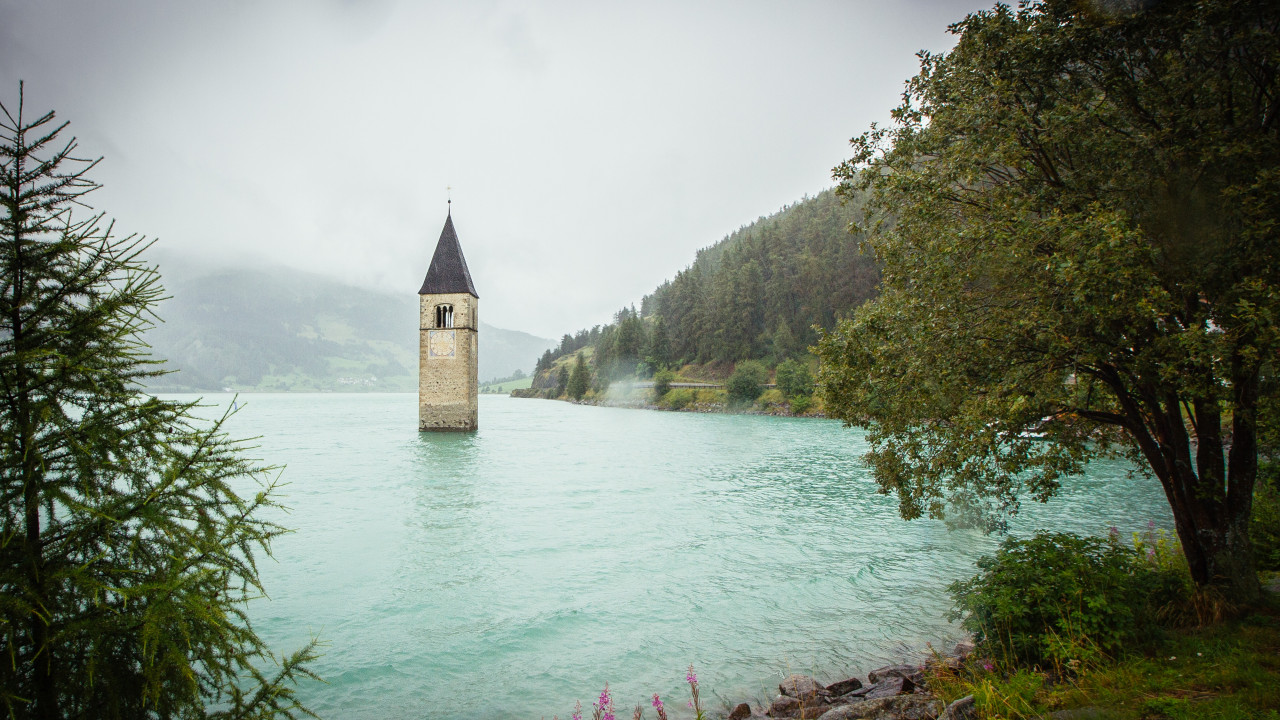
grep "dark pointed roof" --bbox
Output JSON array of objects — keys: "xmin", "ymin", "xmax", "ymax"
[{"xmin": 418, "ymin": 213, "xmax": 478, "ymax": 297}]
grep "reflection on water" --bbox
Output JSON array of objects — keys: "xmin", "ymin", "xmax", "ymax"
[{"xmin": 174, "ymin": 393, "xmax": 1173, "ymax": 720}]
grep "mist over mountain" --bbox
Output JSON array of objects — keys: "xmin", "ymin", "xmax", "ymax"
[{"xmin": 143, "ymin": 256, "xmax": 554, "ymax": 392}]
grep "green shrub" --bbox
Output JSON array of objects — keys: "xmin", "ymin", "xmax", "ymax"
[
  {"xmin": 696, "ymin": 389, "xmax": 725, "ymax": 406},
  {"xmin": 775, "ymin": 358, "xmax": 814, "ymax": 398},
  {"xmin": 653, "ymin": 369, "xmax": 676, "ymax": 401},
  {"xmin": 662, "ymin": 388, "xmax": 695, "ymax": 410},
  {"xmin": 726, "ymin": 360, "xmax": 768, "ymax": 406},
  {"xmin": 949, "ymin": 531, "xmax": 1180, "ymax": 669},
  {"xmin": 758, "ymin": 388, "xmax": 786, "ymax": 408},
  {"xmin": 790, "ymin": 395, "xmax": 814, "ymax": 414}
]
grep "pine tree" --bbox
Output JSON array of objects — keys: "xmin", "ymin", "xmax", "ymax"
[
  {"xmin": 645, "ymin": 317, "xmax": 672, "ymax": 370},
  {"xmin": 566, "ymin": 352, "xmax": 590, "ymax": 401},
  {"xmin": 556, "ymin": 365, "xmax": 569, "ymax": 397},
  {"xmin": 0, "ymin": 85, "xmax": 318, "ymax": 719}
]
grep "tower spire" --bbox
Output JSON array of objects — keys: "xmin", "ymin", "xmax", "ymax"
[{"xmin": 418, "ymin": 207, "xmax": 477, "ymax": 297}]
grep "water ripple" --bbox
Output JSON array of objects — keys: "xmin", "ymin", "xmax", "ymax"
[{"xmin": 172, "ymin": 393, "xmax": 1173, "ymax": 720}]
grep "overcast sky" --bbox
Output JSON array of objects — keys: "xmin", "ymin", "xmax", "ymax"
[{"xmin": 3, "ymin": 0, "xmax": 992, "ymax": 339}]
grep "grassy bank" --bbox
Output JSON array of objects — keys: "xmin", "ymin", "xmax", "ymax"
[
  {"xmin": 481, "ymin": 376, "xmax": 534, "ymax": 393},
  {"xmin": 926, "ymin": 584, "xmax": 1280, "ymax": 719},
  {"xmin": 514, "ymin": 356, "xmax": 825, "ymax": 417}
]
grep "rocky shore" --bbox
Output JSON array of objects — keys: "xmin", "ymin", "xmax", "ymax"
[{"xmin": 722, "ymin": 643, "xmax": 976, "ymax": 720}]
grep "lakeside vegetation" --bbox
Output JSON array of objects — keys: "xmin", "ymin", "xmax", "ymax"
[
  {"xmin": 522, "ymin": 188, "xmax": 873, "ymax": 413},
  {"xmin": 1, "ymin": 86, "xmax": 317, "ymax": 718},
  {"xmin": 538, "ymin": 0, "xmax": 1280, "ymax": 717},
  {"xmin": 926, "ymin": 563, "xmax": 1280, "ymax": 719},
  {"xmin": 6, "ymin": 0, "xmax": 1280, "ymax": 716},
  {"xmin": 819, "ymin": 0, "xmax": 1280, "ymax": 716},
  {"xmin": 517, "ymin": 348, "xmax": 823, "ymax": 416},
  {"xmin": 555, "ymin": 531, "xmax": 1280, "ymax": 719},
  {"xmin": 817, "ymin": 0, "xmax": 1278, "ymax": 598},
  {"xmin": 481, "ymin": 371, "xmax": 533, "ymax": 393}
]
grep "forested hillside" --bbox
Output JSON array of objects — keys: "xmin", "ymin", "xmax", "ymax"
[{"xmin": 533, "ymin": 188, "xmax": 877, "ymax": 384}]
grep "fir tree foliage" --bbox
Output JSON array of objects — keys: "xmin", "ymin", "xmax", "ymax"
[
  {"xmin": 647, "ymin": 190, "xmax": 878, "ymax": 365},
  {"xmin": 0, "ymin": 85, "xmax": 318, "ymax": 719},
  {"xmin": 531, "ymin": 189, "xmax": 880, "ymax": 383},
  {"xmin": 566, "ymin": 352, "xmax": 590, "ymax": 401},
  {"xmin": 645, "ymin": 317, "xmax": 672, "ymax": 371},
  {"xmin": 818, "ymin": 0, "xmax": 1280, "ymax": 599}
]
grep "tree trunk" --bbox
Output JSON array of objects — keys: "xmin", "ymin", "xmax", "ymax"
[
  {"xmin": 1155, "ymin": 420, "xmax": 1261, "ymax": 605},
  {"xmin": 1122, "ymin": 384, "xmax": 1262, "ymax": 606},
  {"xmin": 1167, "ymin": 473, "xmax": 1262, "ymax": 604}
]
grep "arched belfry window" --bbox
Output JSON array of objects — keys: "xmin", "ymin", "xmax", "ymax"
[{"xmin": 435, "ymin": 304, "xmax": 454, "ymax": 328}]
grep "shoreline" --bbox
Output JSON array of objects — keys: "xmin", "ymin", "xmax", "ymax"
[
  {"xmin": 717, "ymin": 640, "xmax": 976, "ymax": 720},
  {"xmin": 509, "ymin": 392, "xmax": 829, "ymax": 420}
]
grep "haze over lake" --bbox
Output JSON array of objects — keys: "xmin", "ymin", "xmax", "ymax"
[{"xmin": 183, "ymin": 393, "xmax": 1172, "ymax": 720}]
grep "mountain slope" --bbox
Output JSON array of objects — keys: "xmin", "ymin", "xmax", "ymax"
[
  {"xmin": 533, "ymin": 187, "xmax": 878, "ymax": 383},
  {"xmin": 143, "ymin": 261, "xmax": 553, "ymax": 392}
]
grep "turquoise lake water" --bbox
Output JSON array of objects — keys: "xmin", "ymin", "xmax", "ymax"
[{"xmin": 175, "ymin": 393, "xmax": 1173, "ymax": 719}]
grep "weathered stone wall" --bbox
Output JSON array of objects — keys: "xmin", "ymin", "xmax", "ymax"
[{"xmin": 419, "ymin": 292, "xmax": 478, "ymax": 431}]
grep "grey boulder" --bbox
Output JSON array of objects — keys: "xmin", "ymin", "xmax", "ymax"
[
  {"xmin": 780, "ymin": 674, "xmax": 828, "ymax": 703},
  {"xmin": 824, "ymin": 677, "xmax": 864, "ymax": 697},
  {"xmin": 816, "ymin": 695, "xmax": 943, "ymax": 720}
]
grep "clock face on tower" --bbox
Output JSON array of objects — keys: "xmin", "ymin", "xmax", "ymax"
[{"xmin": 428, "ymin": 329, "xmax": 456, "ymax": 358}]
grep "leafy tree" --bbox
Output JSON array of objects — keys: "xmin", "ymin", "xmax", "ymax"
[
  {"xmin": 566, "ymin": 352, "xmax": 590, "ymax": 401},
  {"xmin": 774, "ymin": 358, "xmax": 814, "ymax": 399},
  {"xmin": 818, "ymin": 0, "xmax": 1280, "ymax": 600},
  {"xmin": 0, "ymin": 86, "xmax": 318, "ymax": 718},
  {"xmin": 725, "ymin": 360, "xmax": 768, "ymax": 406}
]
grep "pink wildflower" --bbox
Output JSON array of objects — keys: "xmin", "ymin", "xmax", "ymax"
[
  {"xmin": 686, "ymin": 664, "xmax": 704, "ymax": 720},
  {"xmin": 652, "ymin": 694, "xmax": 669, "ymax": 720},
  {"xmin": 592, "ymin": 683, "xmax": 614, "ymax": 720}
]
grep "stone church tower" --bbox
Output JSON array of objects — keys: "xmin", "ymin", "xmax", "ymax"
[{"xmin": 418, "ymin": 209, "xmax": 479, "ymax": 431}]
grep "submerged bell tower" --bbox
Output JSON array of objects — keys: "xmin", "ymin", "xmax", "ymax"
[{"xmin": 418, "ymin": 205, "xmax": 479, "ymax": 431}]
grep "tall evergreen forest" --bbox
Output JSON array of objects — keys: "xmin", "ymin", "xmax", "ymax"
[{"xmin": 534, "ymin": 188, "xmax": 879, "ymax": 381}]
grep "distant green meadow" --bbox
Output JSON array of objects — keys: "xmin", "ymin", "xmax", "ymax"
[{"xmin": 481, "ymin": 376, "xmax": 534, "ymax": 393}]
